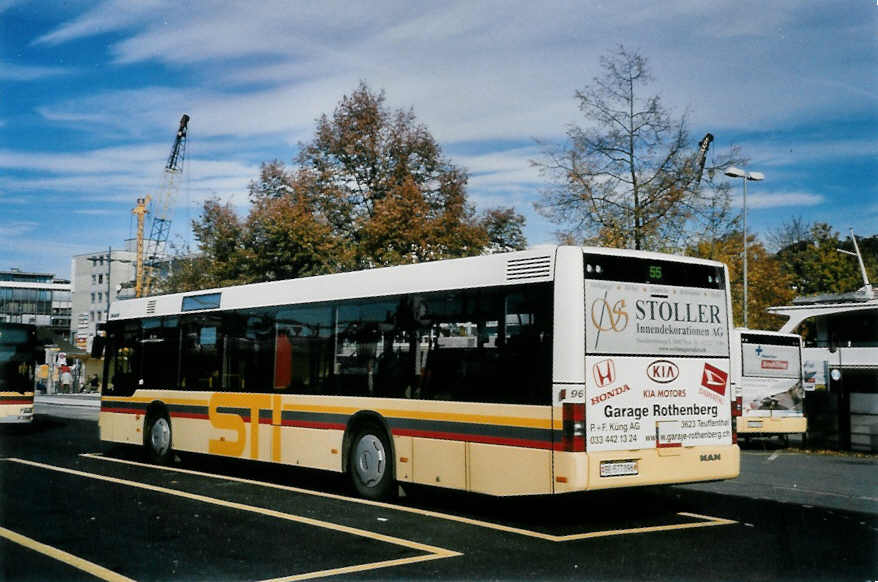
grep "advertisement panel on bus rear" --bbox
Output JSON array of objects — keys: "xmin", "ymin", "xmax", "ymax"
[
  {"xmin": 585, "ymin": 280, "xmax": 729, "ymax": 357},
  {"xmin": 585, "ymin": 356, "xmax": 733, "ymax": 451}
]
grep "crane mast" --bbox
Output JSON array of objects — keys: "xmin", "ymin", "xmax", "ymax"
[
  {"xmin": 138, "ymin": 114, "xmax": 189, "ymax": 297},
  {"xmin": 693, "ymin": 132, "xmax": 713, "ymax": 186}
]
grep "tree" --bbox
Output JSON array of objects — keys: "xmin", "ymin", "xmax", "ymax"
[
  {"xmin": 690, "ymin": 231, "xmax": 796, "ymax": 329},
  {"xmin": 533, "ymin": 45, "xmax": 741, "ymax": 251},
  {"xmin": 773, "ymin": 220, "xmax": 878, "ymax": 296},
  {"xmin": 480, "ymin": 207, "xmax": 528, "ymax": 253},
  {"xmin": 295, "ymin": 81, "xmax": 487, "ymax": 266}
]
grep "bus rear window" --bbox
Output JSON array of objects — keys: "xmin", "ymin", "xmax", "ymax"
[{"xmin": 583, "ymin": 254, "xmax": 725, "ymax": 290}]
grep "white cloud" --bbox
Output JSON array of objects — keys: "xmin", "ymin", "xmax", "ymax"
[
  {"xmin": 0, "ymin": 61, "xmax": 72, "ymax": 81},
  {"xmin": 745, "ymin": 192, "xmax": 825, "ymax": 209}
]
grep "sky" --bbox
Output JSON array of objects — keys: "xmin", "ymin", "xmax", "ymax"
[{"xmin": 1, "ymin": 0, "xmax": 876, "ymax": 279}]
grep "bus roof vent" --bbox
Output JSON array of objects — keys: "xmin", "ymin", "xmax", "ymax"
[
  {"xmin": 506, "ymin": 255, "xmax": 553, "ymax": 281},
  {"xmin": 146, "ymin": 300, "xmax": 157, "ymax": 314}
]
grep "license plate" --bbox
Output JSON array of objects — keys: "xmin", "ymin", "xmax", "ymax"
[
  {"xmin": 600, "ymin": 460, "xmax": 638, "ymax": 477},
  {"xmin": 747, "ymin": 420, "xmax": 764, "ymax": 428}
]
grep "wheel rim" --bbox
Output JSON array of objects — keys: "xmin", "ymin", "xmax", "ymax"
[
  {"xmin": 150, "ymin": 417, "xmax": 170, "ymax": 457},
  {"xmin": 353, "ymin": 434, "xmax": 386, "ymax": 487}
]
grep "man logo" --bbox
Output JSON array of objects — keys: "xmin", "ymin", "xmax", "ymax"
[
  {"xmin": 590, "ymin": 297, "xmax": 629, "ymax": 332},
  {"xmin": 593, "ymin": 359, "xmax": 616, "ymax": 388},
  {"xmin": 701, "ymin": 363, "xmax": 728, "ymax": 396},
  {"xmin": 647, "ymin": 360, "xmax": 679, "ymax": 384}
]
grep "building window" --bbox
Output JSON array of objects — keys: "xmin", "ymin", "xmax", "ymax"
[
  {"xmin": 98, "ymin": 274, "xmax": 103, "ymax": 285},
  {"xmin": 91, "ymin": 293, "xmax": 95, "ymax": 304}
]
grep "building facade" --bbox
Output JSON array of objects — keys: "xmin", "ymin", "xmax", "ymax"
[
  {"xmin": 0, "ymin": 269, "xmax": 71, "ymax": 336},
  {"xmin": 71, "ymin": 246, "xmax": 137, "ymax": 351}
]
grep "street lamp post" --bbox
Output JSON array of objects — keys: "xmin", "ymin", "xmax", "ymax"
[{"xmin": 724, "ymin": 166, "xmax": 764, "ymax": 328}]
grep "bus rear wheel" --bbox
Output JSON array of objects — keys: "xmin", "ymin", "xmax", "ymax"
[
  {"xmin": 349, "ymin": 425, "xmax": 394, "ymax": 500},
  {"xmin": 144, "ymin": 412, "xmax": 173, "ymax": 464}
]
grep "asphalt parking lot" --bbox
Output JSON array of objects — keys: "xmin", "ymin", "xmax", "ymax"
[{"xmin": 1, "ymin": 406, "xmax": 876, "ymax": 581}]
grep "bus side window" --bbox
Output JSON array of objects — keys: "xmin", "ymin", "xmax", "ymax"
[
  {"xmin": 180, "ymin": 316, "xmax": 223, "ymax": 390},
  {"xmin": 275, "ymin": 305, "xmax": 334, "ymax": 394},
  {"xmin": 334, "ymin": 301, "xmax": 395, "ymax": 397},
  {"xmin": 141, "ymin": 317, "xmax": 180, "ymax": 390},
  {"xmin": 105, "ymin": 321, "xmax": 140, "ymax": 396}
]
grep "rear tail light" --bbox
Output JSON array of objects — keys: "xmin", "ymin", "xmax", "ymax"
[
  {"xmin": 562, "ymin": 402, "xmax": 585, "ymax": 452},
  {"xmin": 730, "ymin": 395, "xmax": 742, "ymax": 444}
]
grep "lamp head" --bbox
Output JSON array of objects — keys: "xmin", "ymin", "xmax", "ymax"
[
  {"xmin": 747, "ymin": 171, "xmax": 765, "ymax": 181},
  {"xmin": 724, "ymin": 166, "xmax": 746, "ymax": 178}
]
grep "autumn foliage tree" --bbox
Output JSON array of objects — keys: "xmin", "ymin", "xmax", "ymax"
[
  {"xmin": 690, "ymin": 231, "xmax": 796, "ymax": 329},
  {"xmin": 772, "ymin": 220, "xmax": 878, "ymax": 296}
]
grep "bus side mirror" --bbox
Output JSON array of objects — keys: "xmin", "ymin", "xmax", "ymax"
[{"xmin": 91, "ymin": 335, "xmax": 105, "ymax": 358}]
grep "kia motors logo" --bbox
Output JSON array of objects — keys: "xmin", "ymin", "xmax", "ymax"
[
  {"xmin": 647, "ymin": 360, "xmax": 679, "ymax": 384},
  {"xmin": 592, "ymin": 359, "xmax": 616, "ymax": 388},
  {"xmin": 701, "ymin": 363, "xmax": 728, "ymax": 395}
]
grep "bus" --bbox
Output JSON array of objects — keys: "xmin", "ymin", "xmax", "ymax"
[
  {"xmin": 97, "ymin": 246, "xmax": 740, "ymax": 499},
  {"xmin": 732, "ymin": 328, "xmax": 806, "ymax": 440},
  {"xmin": 0, "ymin": 322, "xmax": 37, "ymax": 424}
]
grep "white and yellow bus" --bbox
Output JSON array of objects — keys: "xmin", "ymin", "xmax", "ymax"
[
  {"xmin": 0, "ymin": 322, "xmax": 37, "ymax": 424},
  {"xmin": 97, "ymin": 246, "xmax": 740, "ymax": 499},
  {"xmin": 732, "ymin": 329, "xmax": 806, "ymax": 438}
]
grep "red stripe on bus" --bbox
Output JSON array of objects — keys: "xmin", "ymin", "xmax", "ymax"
[
  {"xmin": 101, "ymin": 407, "xmax": 144, "ymax": 415},
  {"xmin": 282, "ymin": 420, "xmax": 347, "ymax": 431},
  {"xmin": 170, "ymin": 411, "xmax": 209, "ymax": 420},
  {"xmin": 656, "ymin": 442, "xmax": 683, "ymax": 448},
  {"xmin": 0, "ymin": 399, "xmax": 33, "ymax": 405}
]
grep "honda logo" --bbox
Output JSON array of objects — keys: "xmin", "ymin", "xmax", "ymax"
[
  {"xmin": 701, "ymin": 363, "xmax": 728, "ymax": 396},
  {"xmin": 647, "ymin": 360, "xmax": 679, "ymax": 384},
  {"xmin": 592, "ymin": 359, "xmax": 616, "ymax": 388}
]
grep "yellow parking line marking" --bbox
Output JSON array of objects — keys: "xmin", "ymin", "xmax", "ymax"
[
  {"xmin": 81, "ymin": 453, "xmax": 736, "ymax": 542},
  {"xmin": 261, "ymin": 553, "xmax": 451, "ymax": 582},
  {"xmin": 0, "ymin": 525, "xmax": 135, "ymax": 582},
  {"xmin": 5, "ymin": 458, "xmax": 460, "ymax": 579},
  {"xmin": 553, "ymin": 512, "xmax": 736, "ymax": 542}
]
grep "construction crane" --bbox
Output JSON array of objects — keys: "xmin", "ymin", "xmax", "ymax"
[
  {"xmin": 135, "ymin": 113, "xmax": 190, "ymax": 297},
  {"xmin": 693, "ymin": 132, "xmax": 713, "ymax": 186}
]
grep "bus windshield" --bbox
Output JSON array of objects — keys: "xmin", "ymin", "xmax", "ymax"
[{"xmin": 0, "ymin": 324, "xmax": 37, "ymax": 392}]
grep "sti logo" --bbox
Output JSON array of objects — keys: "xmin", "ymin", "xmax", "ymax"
[
  {"xmin": 701, "ymin": 363, "xmax": 728, "ymax": 396},
  {"xmin": 755, "ymin": 345, "xmax": 764, "ymax": 357},
  {"xmin": 593, "ymin": 359, "xmax": 616, "ymax": 388}
]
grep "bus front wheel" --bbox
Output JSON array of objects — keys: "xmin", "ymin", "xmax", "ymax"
[
  {"xmin": 349, "ymin": 425, "xmax": 394, "ymax": 500},
  {"xmin": 144, "ymin": 411, "xmax": 173, "ymax": 464}
]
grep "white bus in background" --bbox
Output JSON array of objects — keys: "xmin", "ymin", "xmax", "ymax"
[
  {"xmin": 97, "ymin": 246, "xmax": 740, "ymax": 499},
  {"xmin": 732, "ymin": 328, "xmax": 806, "ymax": 440}
]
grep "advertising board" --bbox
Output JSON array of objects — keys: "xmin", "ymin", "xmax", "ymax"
[{"xmin": 585, "ymin": 280, "xmax": 729, "ymax": 357}]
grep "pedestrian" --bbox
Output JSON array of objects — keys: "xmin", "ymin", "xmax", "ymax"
[
  {"xmin": 88, "ymin": 374, "xmax": 100, "ymax": 392},
  {"xmin": 60, "ymin": 367, "xmax": 74, "ymax": 393}
]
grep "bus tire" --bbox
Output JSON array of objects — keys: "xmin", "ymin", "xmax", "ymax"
[
  {"xmin": 144, "ymin": 409, "xmax": 173, "ymax": 465},
  {"xmin": 349, "ymin": 424, "xmax": 394, "ymax": 500}
]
